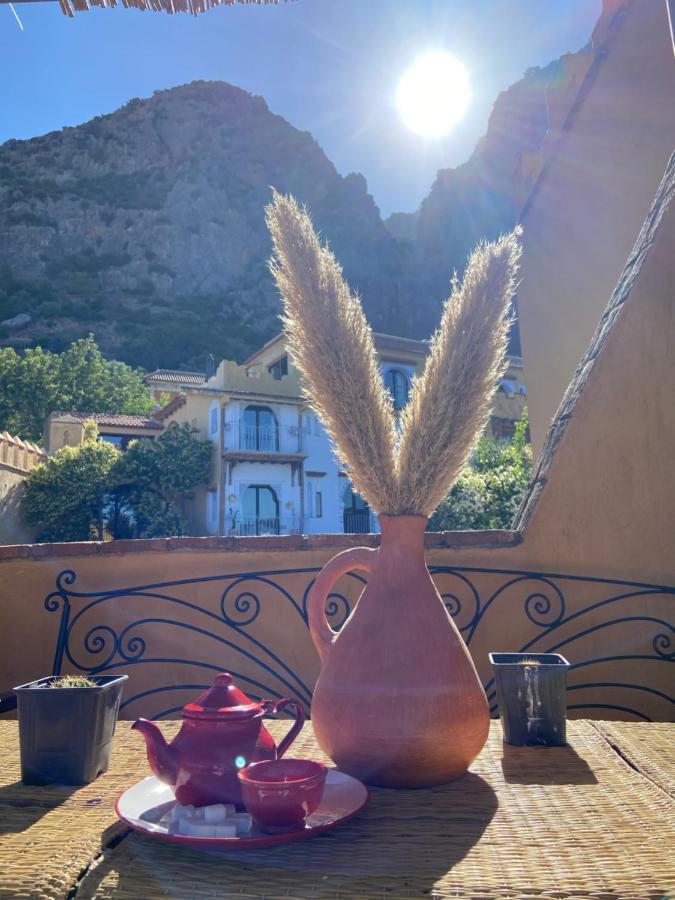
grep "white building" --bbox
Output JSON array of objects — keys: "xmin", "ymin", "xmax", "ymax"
[
  {"xmin": 87, "ymin": 332, "xmax": 525, "ymax": 538},
  {"xmin": 156, "ymin": 332, "xmax": 439, "ymax": 536}
]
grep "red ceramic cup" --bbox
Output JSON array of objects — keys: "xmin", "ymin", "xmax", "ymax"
[{"xmin": 238, "ymin": 759, "xmax": 327, "ymax": 831}]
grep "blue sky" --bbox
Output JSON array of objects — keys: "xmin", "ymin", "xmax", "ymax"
[{"xmin": 2, "ymin": 0, "xmax": 601, "ymax": 215}]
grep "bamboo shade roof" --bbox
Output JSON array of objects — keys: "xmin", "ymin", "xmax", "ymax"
[{"xmin": 2, "ymin": 0, "xmax": 289, "ymax": 18}]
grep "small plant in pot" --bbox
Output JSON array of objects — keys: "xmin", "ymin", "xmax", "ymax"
[
  {"xmin": 14, "ymin": 673, "xmax": 128, "ymax": 785},
  {"xmin": 489, "ymin": 653, "xmax": 570, "ymax": 746}
]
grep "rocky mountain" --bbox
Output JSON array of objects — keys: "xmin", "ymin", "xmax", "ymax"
[
  {"xmin": 0, "ymin": 47, "xmax": 584, "ymax": 369},
  {"xmin": 385, "ymin": 56, "xmax": 564, "ymax": 345},
  {"xmin": 0, "ymin": 82, "xmax": 416, "ymax": 369}
]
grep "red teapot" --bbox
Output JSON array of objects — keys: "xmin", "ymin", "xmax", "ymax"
[{"xmin": 132, "ymin": 673, "xmax": 306, "ymax": 808}]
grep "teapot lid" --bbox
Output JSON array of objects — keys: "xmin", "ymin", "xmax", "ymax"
[{"xmin": 183, "ymin": 673, "xmax": 265, "ymax": 720}]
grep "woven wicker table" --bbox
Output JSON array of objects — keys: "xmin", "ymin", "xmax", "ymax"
[{"xmin": 0, "ymin": 719, "xmax": 673, "ymax": 900}]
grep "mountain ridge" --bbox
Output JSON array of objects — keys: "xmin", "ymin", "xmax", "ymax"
[{"xmin": 0, "ymin": 35, "xmax": 594, "ymax": 369}]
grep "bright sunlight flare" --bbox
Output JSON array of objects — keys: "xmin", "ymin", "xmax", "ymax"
[{"xmin": 397, "ymin": 53, "xmax": 471, "ymax": 139}]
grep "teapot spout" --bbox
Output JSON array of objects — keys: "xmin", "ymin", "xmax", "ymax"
[{"xmin": 132, "ymin": 718, "xmax": 177, "ymax": 786}]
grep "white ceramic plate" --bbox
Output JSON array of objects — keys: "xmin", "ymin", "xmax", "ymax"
[{"xmin": 116, "ymin": 770, "xmax": 368, "ymax": 850}]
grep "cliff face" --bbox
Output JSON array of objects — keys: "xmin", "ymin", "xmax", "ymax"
[
  {"xmin": 0, "ymin": 81, "xmax": 410, "ymax": 369},
  {"xmin": 385, "ymin": 57, "xmax": 565, "ymax": 334},
  {"xmin": 0, "ymin": 27, "xmax": 598, "ymax": 369}
]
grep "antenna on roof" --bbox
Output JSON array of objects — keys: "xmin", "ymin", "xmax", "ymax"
[{"xmin": 206, "ymin": 353, "xmax": 216, "ymax": 379}]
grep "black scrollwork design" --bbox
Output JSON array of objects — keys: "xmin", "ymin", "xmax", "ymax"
[
  {"xmin": 56, "ymin": 569, "xmax": 77, "ymax": 591},
  {"xmin": 325, "ymin": 592, "xmax": 351, "ymax": 630},
  {"xmin": 118, "ymin": 623, "xmax": 147, "ymax": 662},
  {"xmin": 220, "ymin": 583, "xmax": 262, "ymax": 626},
  {"xmin": 73, "ymin": 624, "xmax": 119, "ymax": 671},
  {"xmin": 653, "ymin": 632, "xmax": 674, "ymax": 659},
  {"xmin": 432, "ymin": 569, "xmax": 481, "ymax": 634},
  {"xmin": 44, "ymin": 569, "xmax": 77, "ymax": 612},
  {"xmin": 43, "ymin": 564, "xmax": 673, "ymax": 723},
  {"xmin": 524, "ymin": 581, "xmax": 566, "ymax": 628}
]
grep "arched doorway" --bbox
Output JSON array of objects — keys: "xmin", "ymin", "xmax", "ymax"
[{"xmin": 242, "ymin": 484, "xmax": 280, "ymax": 535}]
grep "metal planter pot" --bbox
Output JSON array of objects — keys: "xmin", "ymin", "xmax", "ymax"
[
  {"xmin": 14, "ymin": 674, "xmax": 128, "ymax": 785},
  {"xmin": 489, "ymin": 652, "xmax": 570, "ymax": 746}
]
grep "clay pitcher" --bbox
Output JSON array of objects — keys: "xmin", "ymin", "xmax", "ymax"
[{"xmin": 307, "ymin": 514, "xmax": 489, "ymax": 787}]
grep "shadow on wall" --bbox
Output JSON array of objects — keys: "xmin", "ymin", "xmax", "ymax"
[{"xmin": 0, "ymin": 474, "xmax": 33, "ymax": 545}]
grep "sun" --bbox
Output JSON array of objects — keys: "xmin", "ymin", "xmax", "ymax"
[{"xmin": 397, "ymin": 53, "xmax": 471, "ymax": 139}]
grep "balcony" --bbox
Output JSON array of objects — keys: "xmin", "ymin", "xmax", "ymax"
[
  {"xmin": 224, "ymin": 514, "xmax": 302, "ymax": 536},
  {"xmin": 223, "ymin": 421, "xmax": 303, "ymax": 455}
]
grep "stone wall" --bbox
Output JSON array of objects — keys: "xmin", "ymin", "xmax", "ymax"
[{"xmin": 0, "ymin": 433, "xmax": 46, "ymax": 545}]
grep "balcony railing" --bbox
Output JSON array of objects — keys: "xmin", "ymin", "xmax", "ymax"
[
  {"xmin": 223, "ymin": 422, "xmax": 301, "ymax": 454},
  {"xmin": 343, "ymin": 510, "xmax": 374, "ymax": 533},
  {"xmin": 224, "ymin": 515, "xmax": 302, "ymax": 536}
]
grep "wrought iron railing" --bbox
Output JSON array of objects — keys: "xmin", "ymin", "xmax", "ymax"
[
  {"xmin": 42, "ymin": 564, "xmax": 674, "ymax": 722},
  {"xmin": 343, "ymin": 510, "xmax": 373, "ymax": 533},
  {"xmin": 223, "ymin": 422, "xmax": 301, "ymax": 454},
  {"xmin": 224, "ymin": 516, "xmax": 302, "ymax": 536}
]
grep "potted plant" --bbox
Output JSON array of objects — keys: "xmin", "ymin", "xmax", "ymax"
[
  {"xmin": 266, "ymin": 192, "xmax": 521, "ymax": 787},
  {"xmin": 489, "ymin": 652, "xmax": 570, "ymax": 746},
  {"xmin": 14, "ymin": 673, "xmax": 128, "ymax": 784}
]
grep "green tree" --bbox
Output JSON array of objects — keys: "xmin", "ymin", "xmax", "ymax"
[
  {"xmin": 23, "ymin": 421, "xmax": 120, "ymax": 542},
  {"xmin": 428, "ymin": 411, "xmax": 532, "ymax": 531},
  {"xmin": 113, "ymin": 423, "xmax": 213, "ymax": 538},
  {"xmin": 0, "ymin": 335, "xmax": 153, "ymax": 443},
  {"xmin": 22, "ymin": 422, "xmax": 213, "ymax": 542}
]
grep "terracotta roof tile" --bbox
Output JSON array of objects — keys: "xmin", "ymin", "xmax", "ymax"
[
  {"xmin": 144, "ymin": 369, "xmax": 206, "ymax": 385},
  {"xmin": 50, "ymin": 412, "xmax": 164, "ymax": 430}
]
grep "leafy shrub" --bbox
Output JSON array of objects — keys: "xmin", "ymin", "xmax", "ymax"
[
  {"xmin": 428, "ymin": 411, "xmax": 532, "ymax": 531},
  {"xmin": 23, "ymin": 422, "xmax": 213, "ymax": 542},
  {"xmin": 23, "ymin": 428, "xmax": 120, "ymax": 542}
]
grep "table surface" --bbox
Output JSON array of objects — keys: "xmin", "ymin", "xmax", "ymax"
[{"xmin": 0, "ymin": 719, "xmax": 673, "ymax": 900}]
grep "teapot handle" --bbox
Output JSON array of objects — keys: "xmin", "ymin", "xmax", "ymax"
[
  {"xmin": 272, "ymin": 699, "xmax": 307, "ymax": 758},
  {"xmin": 307, "ymin": 546, "xmax": 377, "ymax": 664}
]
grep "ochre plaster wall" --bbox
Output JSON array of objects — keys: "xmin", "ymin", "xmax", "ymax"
[
  {"xmin": 518, "ymin": 0, "xmax": 675, "ymax": 454},
  {"xmin": 0, "ymin": 531, "xmax": 670, "ymax": 723},
  {"xmin": 519, "ymin": 156, "xmax": 675, "ymax": 585}
]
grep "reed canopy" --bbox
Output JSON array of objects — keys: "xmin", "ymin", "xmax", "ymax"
[
  {"xmin": 267, "ymin": 190, "xmax": 522, "ymax": 520},
  {"xmin": 2, "ymin": 0, "xmax": 289, "ymax": 19}
]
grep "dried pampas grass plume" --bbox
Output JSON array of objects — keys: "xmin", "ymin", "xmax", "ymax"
[
  {"xmin": 266, "ymin": 191, "xmax": 399, "ymax": 514},
  {"xmin": 396, "ymin": 230, "xmax": 521, "ymax": 515},
  {"xmin": 266, "ymin": 189, "xmax": 522, "ymax": 519}
]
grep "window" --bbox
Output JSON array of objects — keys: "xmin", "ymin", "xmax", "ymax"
[
  {"xmin": 384, "ymin": 369, "xmax": 409, "ymax": 410},
  {"xmin": 315, "ymin": 491, "xmax": 323, "ymax": 518},
  {"xmin": 268, "ymin": 355, "xmax": 288, "ymax": 380},
  {"xmin": 242, "ymin": 405, "xmax": 278, "ymax": 451},
  {"xmin": 100, "ymin": 434, "xmax": 124, "ymax": 449},
  {"xmin": 210, "ymin": 405, "xmax": 219, "ymax": 436},
  {"xmin": 208, "ymin": 490, "xmax": 218, "ymax": 525}
]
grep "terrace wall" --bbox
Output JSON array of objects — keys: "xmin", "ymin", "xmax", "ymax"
[{"xmin": 0, "ymin": 530, "xmax": 671, "ymax": 723}]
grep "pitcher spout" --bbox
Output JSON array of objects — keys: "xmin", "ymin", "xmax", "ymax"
[{"xmin": 132, "ymin": 718, "xmax": 178, "ymax": 786}]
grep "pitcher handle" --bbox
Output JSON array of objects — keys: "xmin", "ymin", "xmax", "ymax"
[
  {"xmin": 307, "ymin": 546, "xmax": 377, "ymax": 664},
  {"xmin": 272, "ymin": 699, "xmax": 307, "ymax": 758}
]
